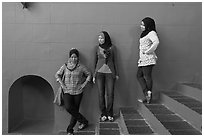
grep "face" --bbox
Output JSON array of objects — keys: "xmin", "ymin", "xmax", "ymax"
[
  {"xmin": 140, "ymin": 21, "xmax": 145, "ymax": 31},
  {"xmin": 98, "ymin": 33, "xmax": 105, "ymax": 44},
  {"xmin": 69, "ymin": 53, "xmax": 78, "ymax": 64}
]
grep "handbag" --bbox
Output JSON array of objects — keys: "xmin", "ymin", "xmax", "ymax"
[{"xmin": 53, "ymin": 64, "xmax": 66, "ymax": 106}]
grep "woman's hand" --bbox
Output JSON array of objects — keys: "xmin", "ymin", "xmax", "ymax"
[{"xmin": 116, "ymin": 75, "xmax": 119, "ymax": 80}]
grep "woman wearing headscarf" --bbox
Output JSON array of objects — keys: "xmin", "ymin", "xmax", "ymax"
[
  {"xmin": 93, "ymin": 31, "xmax": 119, "ymax": 122},
  {"xmin": 137, "ymin": 17, "xmax": 159, "ymax": 104},
  {"xmin": 55, "ymin": 48, "xmax": 91, "ymax": 135}
]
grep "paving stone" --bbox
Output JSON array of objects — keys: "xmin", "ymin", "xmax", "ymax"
[
  {"xmin": 181, "ymin": 102, "xmax": 202, "ymax": 108},
  {"xmin": 145, "ymin": 104, "xmax": 165, "ymax": 110},
  {"xmin": 99, "ymin": 129, "xmax": 120, "ymax": 135},
  {"xmin": 123, "ymin": 114, "xmax": 143, "ymax": 120},
  {"xmin": 127, "ymin": 126, "xmax": 153, "ymax": 135},
  {"xmin": 161, "ymin": 121, "xmax": 195, "ymax": 130},
  {"xmin": 125, "ymin": 120, "xmax": 148, "ymax": 127},
  {"xmin": 99, "ymin": 122, "xmax": 119, "ymax": 129},
  {"xmin": 149, "ymin": 109, "xmax": 174, "ymax": 115},
  {"xmin": 120, "ymin": 108, "xmax": 139, "ymax": 114},
  {"xmin": 169, "ymin": 129, "xmax": 201, "ymax": 135},
  {"xmin": 155, "ymin": 114, "xmax": 183, "ymax": 122}
]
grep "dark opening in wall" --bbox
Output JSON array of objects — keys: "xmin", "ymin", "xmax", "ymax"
[{"xmin": 8, "ymin": 75, "xmax": 54, "ymax": 134}]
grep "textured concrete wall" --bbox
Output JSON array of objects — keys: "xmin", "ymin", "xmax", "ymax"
[{"xmin": 2, "ymin": 2, "xmax": 202, "ymax": 133}]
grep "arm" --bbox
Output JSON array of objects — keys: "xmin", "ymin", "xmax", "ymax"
[
  {"xmin": 80, "ymin": 65, "xmax": 92, "ymax": 89},
  {"xmin": 93, "ymin": 46, "xmax": 98, "ymax": 83},
  {"xmin": 145, "ymin": 31, "xmax": 159, "ymax": 54},
  {"xmin": 55, "ymin": 64, "xmax": 67, "ymax": 88},
  {"xmin": 112, "ymin": 45, "xmax": 119, "ymax": 78}
]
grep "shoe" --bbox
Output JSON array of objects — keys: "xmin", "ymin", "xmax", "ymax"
[
  {"xmin": 147, "ymin": 91, "xmax": 152, "ymax": 104},
  {"xmin": 107, "ymin": 116, "xmax": 114, "ymax": 122},
  {"xmin": 67, "ymin": 132, "xmax": 74, "ymax": 135},
  {"xmin": 100, "ymin": 115, "xmax": 107, "ymax": 122},
  {"xmin": 138, "ymin": 99, "xmax": 147, "ymax": 103},
  {"xmin": 78, "ymin": 122, "xmax": 88, "ymax": 130}
]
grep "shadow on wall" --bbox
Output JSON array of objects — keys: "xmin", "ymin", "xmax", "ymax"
[{"xmin": 8, "ymin": 75, "xmax": 54, "ymax": 134}]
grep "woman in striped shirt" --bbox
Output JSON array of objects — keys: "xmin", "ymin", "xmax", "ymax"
[{"xmin": 55, "ymin": 48, "xmax": 91, "ymax": 135}]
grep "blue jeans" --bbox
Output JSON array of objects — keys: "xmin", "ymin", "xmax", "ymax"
[
  {"xmin": 137, "ymin": 65, "xmax": 154, "ymax": 97},
  {"xmin": 96, "ymin": 72, "xmax": 115, "ymax": 117}
]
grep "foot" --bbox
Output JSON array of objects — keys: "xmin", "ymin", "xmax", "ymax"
[
  {"xmin": 138, "ymin": 99, "xmax": 147, "ymax": 103},
  {"xmin": 107, "ymin": 116, "xmax": 114, "ymax": 122},
  {"xmin": 100, "ymin": 115, "xmax": 107, "ymax": 122},
  {"xmin": 147, "ymin": 91, "xmax": 152, "ymax": 104},
  {"xmin": 67, "ymin": 132, "xmax": 74, "ymax": 135},
  {"xmin": 78, "ymin": 122, "xmax": 88, "ymax": 130}
]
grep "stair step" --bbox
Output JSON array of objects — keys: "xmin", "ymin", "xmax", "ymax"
[
  {"xmin": 164, "ymin": 92, "xmax": 202, "ymax": 114},
  {"xmin": 74, "ymin": 124, "xmax": 96, "ymax": 135},
  {"xmin": 144, "ymin": 103, "xmax": 201, "ymax": 135},
  {"xmin": 99, "ymin": 122, "xmax": 120, "ymax": 135},
  {"xmin": 120, "ymin": 107, "xmax": 154, "ymax": 135}
]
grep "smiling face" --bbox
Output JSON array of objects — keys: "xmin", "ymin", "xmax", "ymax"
[
  {"xmin": 140, "ymin": 21, "xmax": 145, "ymax": 32},
  {"xmin": 98, "ymin": 33, "xmax": 105, "ymax": 45},
  {"xmin": 69, "ymin": 53, "xmax": 78, "ymax": 64}
]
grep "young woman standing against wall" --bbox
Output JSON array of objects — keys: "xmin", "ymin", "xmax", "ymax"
[
  {"xmin": 93, "ymin": 31, "xmax": 119, "ymax": 122},
  {"xmin": 55, "ymin": 48, "xmax": 91, "ymax": 135},
  {"xmin": 137, "ymin": 17, "xmax": 159, "ymax": 104}
]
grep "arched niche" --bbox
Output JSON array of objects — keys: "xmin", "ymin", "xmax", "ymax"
[{"xmin": 8, "ymin": 75, "xmax": 54, "ymax": 134}]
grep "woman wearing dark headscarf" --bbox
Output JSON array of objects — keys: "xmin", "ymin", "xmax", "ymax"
[
  {"xmin": 93, "ymin": 31, "xmax": 119, "ymax": 122},
  {"xmin": 137, "ymin": 17, "xmax": 159, "ymax": 104},
  {"xmin": 55, "ymin": 48, "xmax": 91, "ymax": 134}
]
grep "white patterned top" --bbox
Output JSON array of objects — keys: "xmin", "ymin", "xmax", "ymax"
[{"xmin": 138, "ymin": 31, "xmax": 159, "ymax": 67}]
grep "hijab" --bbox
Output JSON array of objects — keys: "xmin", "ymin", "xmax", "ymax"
[
  {"xmin": 67, "ymin": 48, "xmax": 79, "ymax": 71},
  {"xmin": 99, "ymin": 31, "xmax": 112, "ymax": 50},
  {"xmin": 98, "ymin": 31, "xmax": 112, "ymax": 64},
  {"xmin": 140, "ymin": 17, "xmax": 156, "ymax": 38}
]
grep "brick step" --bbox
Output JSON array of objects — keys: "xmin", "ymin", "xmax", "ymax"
[
  {"xmin": 144, "ymin": 103, "xmax": 201, "ymax": 135},
  {"xmin": 175, "ymin": 82, "xmax": 202, "ymax": 102},
  {"xmin": 161, "ymin": 92, "xmax": 202, "ymax": 133},
  {"xmin": 98, "ymin": 122, "xmax": 120, "ymax": 135},
  {"xmin": 163, "ymin": 92, "xmax": 202, "ymax": 114},
  {"xmin": 120, "ymin": 107, "xmax": 154, "ymax": 135}
]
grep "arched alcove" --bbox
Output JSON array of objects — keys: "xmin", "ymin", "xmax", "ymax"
[{"xmin": 8, "ymin": 75, "xmax": 54, "ymax": 134}]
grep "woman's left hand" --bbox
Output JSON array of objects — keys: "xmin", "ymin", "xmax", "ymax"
[{"xmin": 116, "ymin": 75, "xmax": 119, "ymax": 80}]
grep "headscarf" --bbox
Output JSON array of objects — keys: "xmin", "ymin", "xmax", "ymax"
[
  {"xmin": 98, "ymin": 31, "xmax": 112, "ymax": 64},
  {"xmin": 99, "ymin": 31, "xmax": 112, "ymax": 50},
  {"xmin": 67, "ymin": 48, "xmax": 79, "ymax": 71},
  {"xmin": 140, "ymin": 17, "xmax": 156, "ymax": 38}
]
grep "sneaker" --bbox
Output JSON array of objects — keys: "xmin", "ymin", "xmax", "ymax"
[
  {"xmin": 147, "ymin": 91, "xmax": 152, "ymax": 104},
  {"xmin": 67, "ymin": 132, "xmax": 74, "ymax": 135},
  {"xmin": 107, "ymin": 116, "xmax": 114, "ymax": 122},
  {"xmin": 138, "ymin": 99, "xmax": 147, "ymax": 103},
  {"xmin": 100, "ymin": 115, "xmax": 107, "ymax": 122},
  {"xmin": 78, "ymin": 122, "xmax": 88, "ymax": 130}
]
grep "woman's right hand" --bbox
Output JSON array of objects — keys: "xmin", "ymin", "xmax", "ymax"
[{"xmin": 61, "ymin": 84, "xmax": 67, "ymax": 91}]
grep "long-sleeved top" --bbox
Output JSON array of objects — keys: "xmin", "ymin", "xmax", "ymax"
[
  {"xmin": 93, "ymin": 45, "xmax": 118, "ymax": 77},
  {"xmin": 138, "ymin": 31, "xmax": 159, "ymax": 67},
  {"xmin": 55, "ymin": 63, "xmax": 91, "ymax": 95}
]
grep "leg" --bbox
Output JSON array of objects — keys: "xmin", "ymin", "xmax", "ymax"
[
  {"xmin": 96, "ymin": 72, "xmax": 107, "ymax": 117},
  {"xmin": 142, "ymin": 65, "xmax": 154, "ymax": 103},
  {"xmin": 106, "ymin": 73, "xmax": 115, "ymax": 118},
  {"xmin": 137, "ymin": 67, "xmax": 148, "ymax": 96},
  {"xmin": 63, "ymin": 93, "xmax": 87, "ymax": 133}
]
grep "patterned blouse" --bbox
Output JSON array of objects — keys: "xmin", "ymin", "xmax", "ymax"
[
  {"xmin": 138, "ymin": 31, "xmax": 159, "ymax": 67},
  {"xmin": 55, "ymin": 63, "xmax": 91, "ymax": 95}
]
